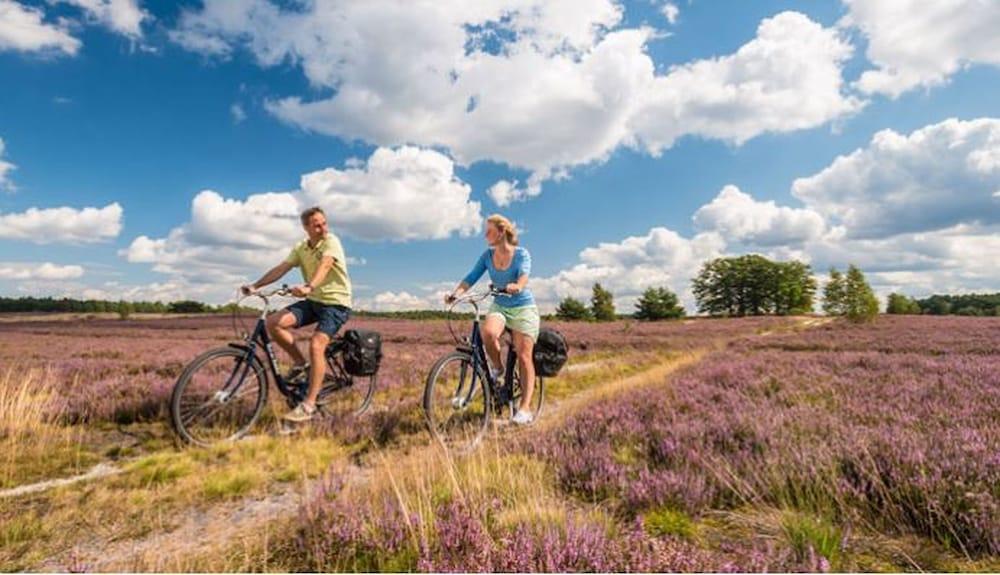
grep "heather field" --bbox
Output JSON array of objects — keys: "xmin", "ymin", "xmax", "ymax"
[{"xmin": 0, "ymin": 314, "xmax": 997, "ymax": 572}]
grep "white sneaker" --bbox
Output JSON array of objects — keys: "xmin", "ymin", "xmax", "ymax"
[
  {"xmin": 490, "ymin": 365, "xmax": 503, "ymax": 381},
  {"xmin": 283, "ymin": 402, "xmax": 316, "ymax": 422},
  {"xmin": 512, "ymin": 410, "xmax": 534, "ymax": 425}
]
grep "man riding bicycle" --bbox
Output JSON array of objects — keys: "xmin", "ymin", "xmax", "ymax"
[{"xmin": 241, "ymin": 206, "xmax": 352, "ymax": 423}]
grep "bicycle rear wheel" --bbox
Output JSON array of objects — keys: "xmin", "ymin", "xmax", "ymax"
[
  {"xmin": 170, "ymin": 347, "xmax": 268, "ymax": 446},
  {"xmin": 423, "ymin": 351, "xmax": 491, "ymax": 449},
  {"xmin": 315, "ymin": 353, "xmax": 377, "ymax": 419}
]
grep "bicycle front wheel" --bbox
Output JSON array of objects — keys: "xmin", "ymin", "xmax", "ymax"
[
  {"xmin": 170, "ymin": 347, "xmax": 268, "ymax": 446},
  {"xmin": 423, "ymin": 351, "xmax": 491, "ymax": 448}
]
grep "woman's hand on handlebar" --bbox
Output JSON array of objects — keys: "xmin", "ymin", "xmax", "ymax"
[{"xmin": 504, "ymin": 283, "xmax": 521, "ymax": 295}]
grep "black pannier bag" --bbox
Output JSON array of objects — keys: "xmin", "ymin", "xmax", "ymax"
[
  {"xmin": 533, "ymin": 328, "xmax": 568, "ymax": 377},
  {"xmin": 342, "ymin": 329, "xmax": 382, "ymax": 376}
]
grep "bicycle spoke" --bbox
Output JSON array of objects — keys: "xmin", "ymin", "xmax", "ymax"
[{"xmin": 171, "ymin": 349, "xmax": 266, "ymax": 446}]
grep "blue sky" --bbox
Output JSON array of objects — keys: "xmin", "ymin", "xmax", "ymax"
[{"xmin": 1, "ymin": 0, "xmax": 998, "ymax": 311}]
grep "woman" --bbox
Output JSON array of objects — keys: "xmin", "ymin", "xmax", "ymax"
[{"xmin": 446, "ymin": 214, "xmax": 540, "ymax": 425}]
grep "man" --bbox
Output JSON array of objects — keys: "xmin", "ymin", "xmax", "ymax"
[{"xmin": 241, "ymin": 206, "xmax": 352, "ymax": 422}]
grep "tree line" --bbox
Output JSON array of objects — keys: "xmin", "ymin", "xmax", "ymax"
[
  {"xmin": 552, "ymin": 255, "xmax": 979, "ymax": 323},
  {"xmin": 886, "ymin": 292, "xmax": 1000, "ymax": 316},
  {"xmin": 0, "ymin": 296, "xmax": 218, "ymax": 316},
  {"xmin": 5, "ymin": 260, "xmax": 994, "ymax": 322}
]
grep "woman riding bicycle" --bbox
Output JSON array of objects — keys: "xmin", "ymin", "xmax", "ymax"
[{"xmin": 445, "ymin": 214, "xmax": 540, "ymax": 425}]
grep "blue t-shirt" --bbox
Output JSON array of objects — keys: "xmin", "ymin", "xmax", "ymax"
[{"xmin": 462, "ymin": 247, "xmax": 535, "ymax": 308}]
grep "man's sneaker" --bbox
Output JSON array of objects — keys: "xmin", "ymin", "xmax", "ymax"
[
  {"xmin": 285, "ymin": 363, "xmax": 310, "ymax": 385},
  {"xmin": 512, "ymin": 409, "xmax": 534, "ymax": 426},
  {"xmin": 283, "ymin": 402, "xmax": 316, "ymax": 422},
  {"xmin": 490, "ymin": 365, "xmax": 503, "ymax": 382}
]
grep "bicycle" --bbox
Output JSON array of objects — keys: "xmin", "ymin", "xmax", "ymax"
[
  {"xmin": 169, "ymin": 285, "xmax": 376, "ymax": 446},
  {"xmin": 422, "ymin": 286, "xmax": 544, "ymax": 449}
]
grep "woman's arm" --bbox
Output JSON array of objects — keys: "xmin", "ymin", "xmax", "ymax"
[{"xmin": 505, "ymin": 249, "xmax": 530, "ymax": 294}]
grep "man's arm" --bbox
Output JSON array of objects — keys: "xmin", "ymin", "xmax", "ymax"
[
  {"xmin": 243, "ymin": 261, "xmax": 294, "ymax": 294},
  {"xmin": 292, "ymin": 256, "xmax": 334, "ymax": 298}
]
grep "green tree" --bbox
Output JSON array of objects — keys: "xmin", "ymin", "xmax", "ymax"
[
  {"xmin": 168, "ymin": 300, "xmax": 208, "ymax": 313},
  {"xmin": 822, "ymin": 268, "xmax": 846, "ymax": 316},
  {"xmin": 590, "ymin": 283, "xmax": 616, "ymax": 322},
  {"xmin": 692, "ymin": 255, "xmax": 815, "ymax": 316},
  {"xmin": 842, "ymin": 265, "xmax": 879, "ymax": 322},
  {"xmin": 886, "ymin": 293, "xmax": 920, "ymax": 314},
  {"xmin": 770, "ymin": 260, "xmax": 817, "ymax": 315},
  {"xmin": 555, "ymin": 297, "xmax": 592, "ymax": 321},
  {"xmin": 117, "ymin": 299, "xmax": 134, "ymax": 320},
  {"xmin": 634, "ymin": 287, "xmax": 685, "ymax": 320}
]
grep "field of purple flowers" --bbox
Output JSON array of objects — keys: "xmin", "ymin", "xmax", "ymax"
[
  {"xmin": 0, "ymin": 314, "xmax": 782, "ymax": 427},
  {"xmin": 7, "ymin": 313, "xmax": 993, "ymax": 571},
  {"xmin": 530, "ymin": 316, "xmax": 999, "ymax": 567},
  {"xmin": 293, "ymin": 316, "xmax": 998, "ymax": 572}
]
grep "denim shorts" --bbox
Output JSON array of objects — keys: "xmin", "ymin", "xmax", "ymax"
[{"xmin": 285, "ymin": 299, "xmax": 350, "ymax": 337}]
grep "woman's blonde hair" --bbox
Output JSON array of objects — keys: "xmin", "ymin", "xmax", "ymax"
[{"xmin": 487, "ymin": 214, "xmax": 518, "ymax": 245}]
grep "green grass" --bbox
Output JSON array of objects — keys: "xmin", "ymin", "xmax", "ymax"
[
  {"xmin": 781, "ymin": 510, "xmax": 843, "ymax": 568},
  {"xmin": 644, "ymin": 506, "xmax": 695, "ymax": 539}
]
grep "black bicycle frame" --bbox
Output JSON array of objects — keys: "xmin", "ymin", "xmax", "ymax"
[
  {"xmin": 465, "ymin": 315, "xmax": 518, "ymax": 406},
  {"xmin": 226, "ymin": 316, "xmax": 297, "ymax": 400}
]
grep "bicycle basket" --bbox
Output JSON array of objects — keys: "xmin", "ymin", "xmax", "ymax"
[
  {"xmin": 533, "ymin": 327, "xmax": 568, "ymax": 377},
  {"xmin": 342, "ymin": 329, "xmax": 382, "ymax": 376}
]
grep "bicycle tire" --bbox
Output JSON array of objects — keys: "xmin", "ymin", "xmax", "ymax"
[
  {"xmin": 423, "ymin": 350, "xmax": 491, "ymax": 449},
  {"xmin": 315, "ymin": 352, "xmax": 377, "ymax": 419},
  {"xmin": 170, "ymin": 347, "xmax": 269, "ymax": 446}
]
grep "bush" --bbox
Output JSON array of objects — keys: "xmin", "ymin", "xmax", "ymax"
[{"xmin": 555, "ymin": 297, "xmax": 592, "ymax": 321}]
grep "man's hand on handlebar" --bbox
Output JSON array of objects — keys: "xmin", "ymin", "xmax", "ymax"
[
  {"xmin": 290, "ymin": 284, "xmax": 313, "ymax": 298},
  {"xmin": 240, "ymin": 284, "xmax": 258, "ymax": 296}
]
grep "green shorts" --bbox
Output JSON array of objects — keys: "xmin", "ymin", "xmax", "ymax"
[{"xmin": 487, "ymin": 303, "xmax": 540, "ymax": 341}]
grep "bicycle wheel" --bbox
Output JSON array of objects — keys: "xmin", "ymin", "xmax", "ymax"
[
  {"xmin": 423, "ymin": 351, "xmax": 491, "ymax": 448},
  {"xmin": 315, "ymin": 353, "xmax": 377, "ymax": 419},
  {"xmin": 510, "ymin": 369, "xmax": 544, "ymax": 423},
  {"xmin": 170, "ymin": 347, "xmax": 268, "ymax": 446}
]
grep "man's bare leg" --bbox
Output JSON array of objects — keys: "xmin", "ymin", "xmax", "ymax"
[
  {"xmin": 266, "ymin": 311, "xmax": 307, "ymax": 366},
  {"xmin": 304, "ymin": 331, "xmax": 330, "ymax": 406}
]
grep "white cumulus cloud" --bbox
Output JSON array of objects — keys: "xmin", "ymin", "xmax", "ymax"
[
  {"xmin": 792, "ymin": 118, "xmax": 1000, "ymax": 239},
  {"xmin": 172, "ymin": 3, "xmax": 860, "ymax": 201},
  {"xmin": 123, "ymin": 146, "xmax": 482, "ymax": 290},
  {"xmin": 56, "ymin": 0, "xmax": 149, "ymax": 39},
  {"xmin": 298, "ymin": 146, "xmax": 482, "ymax": 241},
  {"xmin": 843, "ymin": 0, "xmax": 1000, "ymax": 98},
  {"xmin": 0, "ymin": 262, "xmax": 84, "ymax": 280},
  {"xmin": 0, "ymin": 203, "xmax": 123, "ymax": 243},
  {"xmin": 693, "ymin": 185, "xmax": 826, "ymax": 246},
  {"xmin": 0, "ymin": 0, "xmax": 80, "ymax": 54}
]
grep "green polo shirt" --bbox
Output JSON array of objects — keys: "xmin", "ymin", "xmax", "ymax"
[{"xmin": 284, "ymin": 233, "xmax": 352, "ymax": 308}]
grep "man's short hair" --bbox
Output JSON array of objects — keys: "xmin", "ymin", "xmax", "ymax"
[{"xmin": 300, "ymin": 206, "xmax": 325, "ymax": 225}]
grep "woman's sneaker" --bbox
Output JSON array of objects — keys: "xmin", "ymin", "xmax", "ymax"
[{"xmin": 512, "ymin": 410, "xmax": 533, "ymax": 425}]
